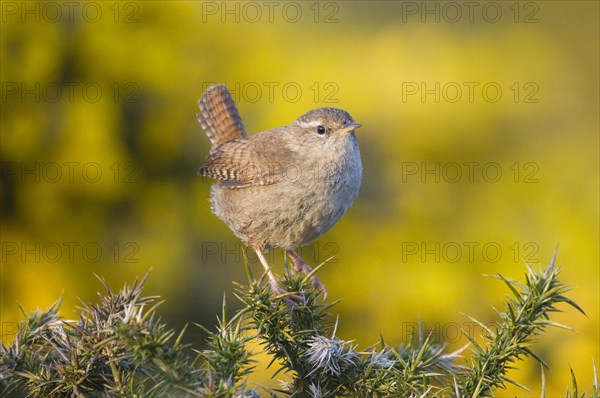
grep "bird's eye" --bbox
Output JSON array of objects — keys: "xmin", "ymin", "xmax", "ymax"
[{"xmin": 316, "ymin": 125, "xmax": 326, "ymax": 135}]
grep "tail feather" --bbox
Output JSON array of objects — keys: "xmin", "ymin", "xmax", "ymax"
[{"xmin": 197, "ymin": 84, "xmax": 248, "ymax": 147}]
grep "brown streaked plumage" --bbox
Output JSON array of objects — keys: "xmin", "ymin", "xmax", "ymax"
[
  {"xmin": 197, "ymin": 84, "xmax": 248, "ymax": 147},
  {"xmin": 198, "ymin": 84, "xmax": 362, "ymax": 299}
]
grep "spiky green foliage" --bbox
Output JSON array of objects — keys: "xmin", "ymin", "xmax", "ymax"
[
  {"xmin": 197, "ymin": 296, "xmax": 256, "ymax": 397},
  {"xmin": 0, "ymin": 274, "xmax": 207, "ymax": 397},
  {"xmin": 457, "ymin": 252, "xmax": 587, "ymax": 397},
  {"xmin": 235, "ymin": 264, "xmax": 459, "ymax": 397},
  {"xmin": 1, "ymin": 253, "xmax": 596, "ymax": 397}
]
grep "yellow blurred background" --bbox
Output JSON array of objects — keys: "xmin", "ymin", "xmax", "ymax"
[{"xmin": 1, "ymin": 1, "xmax": 598, "ymax": 396}]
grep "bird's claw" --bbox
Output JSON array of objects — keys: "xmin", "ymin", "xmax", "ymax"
[{"xmin": 287, "ymin": 250, "xmax": 328, "ymax": 301}]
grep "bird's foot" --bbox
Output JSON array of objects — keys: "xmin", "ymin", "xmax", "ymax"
[
  {"xmin": 286, "ymin": 250, "xmax": 328, "ymax": 301},
  {"xmin": 255, "ymin": 247, "xmax": 302, "ymax": 306},
  {"xmin": 269, "ymin": 280, "xmax": 304, "ymax": 306}
]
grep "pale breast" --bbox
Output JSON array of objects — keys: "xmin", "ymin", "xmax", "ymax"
[{"xmin": 210, "ymin": 133, "xmax": 362, "ymax": 250}]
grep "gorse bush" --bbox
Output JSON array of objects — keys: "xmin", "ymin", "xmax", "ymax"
[{"xmin": 1, "ymin": 253, "xmax": 597, "ymax": 397}]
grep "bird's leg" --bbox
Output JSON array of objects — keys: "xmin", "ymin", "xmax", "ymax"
[
  {"xmin": 286, "ymin": 250, "xmax": 327, "ymax": 300},
  {"xmin": 254, "ymin": 248, "xmax": 285, "ymax": 295}
]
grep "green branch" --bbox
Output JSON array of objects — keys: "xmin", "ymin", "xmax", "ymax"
[
  {"xmin": 457, "ymin": 251, "xmax": 586, "ymax": 397},
  {"xmin": 1, "ymin": 252, "xmax": 594, "ymax": 397}
]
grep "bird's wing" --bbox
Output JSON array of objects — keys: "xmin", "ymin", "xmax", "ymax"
[
  {"xmin": 199, "ymin": 129, "xmax": 297, "ymax": 188},
  {"xmin": 197, "ymin": 84, "xmax": 248, "ymax": 147}
]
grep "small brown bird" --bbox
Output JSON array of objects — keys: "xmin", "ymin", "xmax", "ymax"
[{"xmin": 197, "ymin": 84, "xmax": 362, "ymax": 298}]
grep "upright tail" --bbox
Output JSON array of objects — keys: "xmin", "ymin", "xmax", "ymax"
[{"xmin": 197, "ymin": 84, "xmax": 248, "ymax": 147}]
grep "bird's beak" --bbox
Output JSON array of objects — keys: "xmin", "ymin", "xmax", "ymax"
[{"xmin": 340, "ymin": 122, "xmax": 361, "ymax": 134}]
